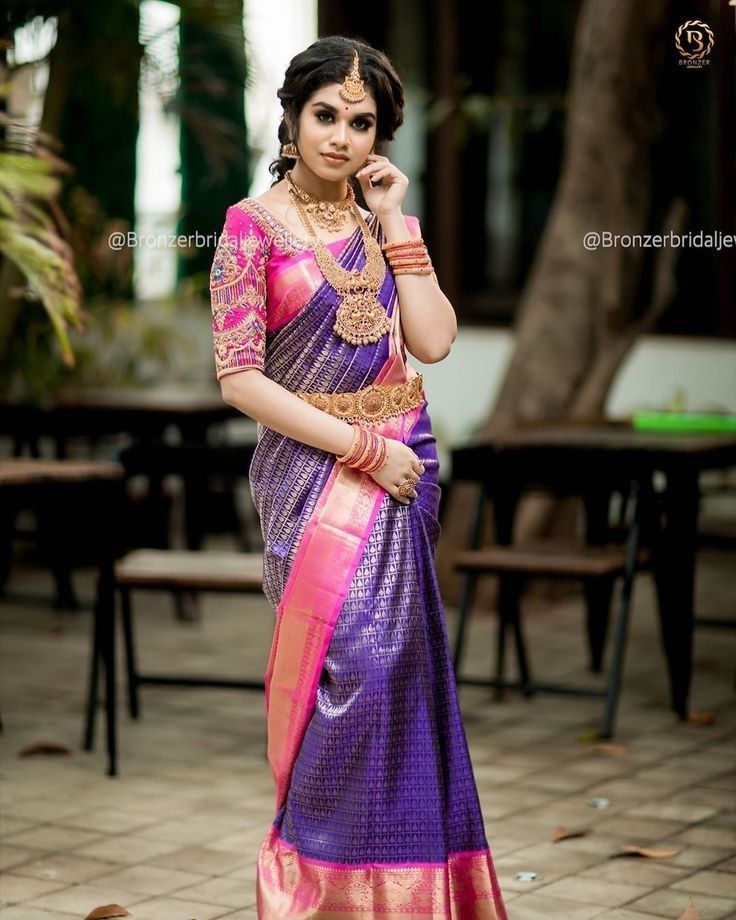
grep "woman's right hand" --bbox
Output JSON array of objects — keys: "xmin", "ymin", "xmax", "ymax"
[{"xmin": 368, "ymin": 437, "xmax": 425, "ymax": 505}]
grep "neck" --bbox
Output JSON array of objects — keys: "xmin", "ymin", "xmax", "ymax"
[{"xmin": 289, "ymin": 162, "xmax": 349, "ymax": 202}]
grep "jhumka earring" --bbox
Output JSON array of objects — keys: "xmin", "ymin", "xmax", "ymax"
[
  {"xmin": 339, "ymin": 50, "xmax": 366, "ymax": 103},
  {"xmin": 281, "ymin": 140, "xmax": 299, "ymax": 159}
]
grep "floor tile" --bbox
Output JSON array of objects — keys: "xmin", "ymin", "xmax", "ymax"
[
  {"xmin": 1, "ymin": 551, "xmax": 733, "ymax": 919},
  {"xmin": 533, "ymin": 876, "xmax": 651, "ymax": 907},
  {"xmin": 630, "ymin": 889, "xmax": 736, "ymax": 919},
  {"xmin": 86, "ymin": 864, "xmax": 209, "ymax": 897}
]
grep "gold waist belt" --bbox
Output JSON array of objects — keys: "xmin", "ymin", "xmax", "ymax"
[{"xmin": 296, "ymin": 374, "xmax": 424, "ymax": 424}]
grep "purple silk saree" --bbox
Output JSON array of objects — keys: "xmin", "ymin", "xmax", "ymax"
[{"xmin": 210, "ymin": 199, "xmax": 507, "ymax": 919}]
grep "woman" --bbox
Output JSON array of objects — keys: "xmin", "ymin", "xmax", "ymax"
[{"xmin": 209, "ymin": 35, "xmax": 507, "ymax": 919}]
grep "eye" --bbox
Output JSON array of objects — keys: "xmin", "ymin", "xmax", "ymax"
[
  {"xmin": 353, "ymin": 118, "xmax": 371, "ymax": 131},
  {"xmin": 316, "ymin": 111, "xmax": 333, "ymax": 123}
]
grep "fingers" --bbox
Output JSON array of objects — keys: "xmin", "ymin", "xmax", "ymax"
[
  {"xmin": 363, "ymin": 167, "xmax": 392, "ymax": 184},
  {"xmin": 394, "ymin": 485, "xmax": 417, "ymax": 505},
  {"xmin": 360, "ymin": 154, "xmax": 389, "ymax": 169},
  {"xmin": 356, "ymin": 159, "xmax": 396, "ymax": 182}
]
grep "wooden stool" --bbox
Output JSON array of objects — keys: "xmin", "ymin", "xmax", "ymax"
[{"xmin": 85, "ymin": 548, "xmax": 266, "ymax": 774}]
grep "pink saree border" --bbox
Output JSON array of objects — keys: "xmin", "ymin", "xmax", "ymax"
[
  {"xmin": 255, "ymin": 259, "xmax": 511, "ymax": 919},
  {"xmin": 264, "ymin": 380, "xmax": 422, "ymax": 813},
  {"xmin": 263, "ymin": 283, "xmax": 418, "ymax": 814},
  {"xmin": 257, "ymin": 824, "xmax": 508, "ymax": 919}
]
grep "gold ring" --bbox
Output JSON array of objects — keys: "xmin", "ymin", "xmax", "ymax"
[{"xmin": 397, "ymin": 479, "xmax": 415, "ymax": 498}]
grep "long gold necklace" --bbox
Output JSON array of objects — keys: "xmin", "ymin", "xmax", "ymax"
[
  {"xmin": 286, "ymin": 174, "xmax": 355, "ymax": 232},
  {"xmin": 286, "ymin": 171, "xmax": 389, "ymax": 346}
]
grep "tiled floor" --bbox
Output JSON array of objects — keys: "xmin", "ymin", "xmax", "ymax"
[{"xmin": 0, "ymin": 543, "xmax": 734, "ymax": 919}]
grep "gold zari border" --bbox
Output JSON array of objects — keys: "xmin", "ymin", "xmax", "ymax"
[{"xmin": 296, "ymin": 374, "xmax": 424, "ymax": 424}]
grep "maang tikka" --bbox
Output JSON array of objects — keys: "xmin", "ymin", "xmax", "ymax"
[{"xmin": 340, "ymin": 50, "xmax": 366, "ymax": 103}]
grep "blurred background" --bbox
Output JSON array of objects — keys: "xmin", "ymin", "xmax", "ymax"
[
  {"xmin": 1, "ymin": 0, "xmax": 733, "ymax": 418},
  {"xmin": 0, "ymin": 2, "xmax": 734, "ymax": 917}
]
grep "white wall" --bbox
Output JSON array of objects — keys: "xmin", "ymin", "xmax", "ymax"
[
  {"xmin": 245, "ymin": 0, "xmax": 318, "ymax": 195},
  {"xmin": 414, "ymin": 329, "xmax": 736, "ymax": 467}
]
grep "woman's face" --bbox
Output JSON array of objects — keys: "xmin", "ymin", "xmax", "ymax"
[{"xmin": 293, "ymin": 82, "xmax": 378, "ymax": 180}]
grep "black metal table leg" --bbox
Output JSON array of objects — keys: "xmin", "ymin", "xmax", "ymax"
[
  {"xmin": 82, "ymin": 585, "xmax": 101, "ymax": 751},
  {"xmin": 652, "ymin": 469, "xmax": 699, "ymax": 719},
  {"xmin": 97, "ymin": 559, "xmax": 118, "ymax": 776},
  {"xmin": 452, "ymin": 484, "xmax": 485, "ymax": 673}
]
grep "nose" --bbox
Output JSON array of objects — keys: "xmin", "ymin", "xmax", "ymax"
[{"xmin": 332, "ymin": 119, "xmax": 349, "ymax": 148}]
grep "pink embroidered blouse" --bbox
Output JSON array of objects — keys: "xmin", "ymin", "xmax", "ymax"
[{"xmin": 209, "ymin": 198, "xmax": 423, "ymax": 381}]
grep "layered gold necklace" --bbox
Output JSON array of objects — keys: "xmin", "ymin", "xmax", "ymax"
[
  {"xmin": 286, "ymin": 170, "xmax": 389, "ymax": 346},
  {"xmin": 286, "ymin": 174, "xmax": 355, "ymax": 232}
]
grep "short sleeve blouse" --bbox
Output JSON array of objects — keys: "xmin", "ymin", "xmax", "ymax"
[{"xmin": 209, "ymin": 205, "xmax": 270, "ymax": 380}]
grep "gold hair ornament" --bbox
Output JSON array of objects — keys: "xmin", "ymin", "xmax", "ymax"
[{"xmin": 339, "ymin": 50, "xmax": 366, "ymax": 104}]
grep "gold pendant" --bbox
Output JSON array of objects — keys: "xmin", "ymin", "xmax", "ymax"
[
  {"xmin": 334, "ymin": 292, "xmax": 391, "ymax": 345},
  {"xmin": 304, "ymin": 201, "xmax": 351, "ymax": 232}
]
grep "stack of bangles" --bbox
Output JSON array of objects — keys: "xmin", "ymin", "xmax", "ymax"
[
  {"xmin": 381, "ymin": 237, "xmax": 434, "ymax": 276},
  {"xmin": 335, "ymin": 423, "xmax": 388, "ymax": 474}
]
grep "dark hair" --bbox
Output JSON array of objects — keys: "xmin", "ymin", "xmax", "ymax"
[{"xmin": 269, "ymin": 35, "xmax": 404, "ymax": 183}]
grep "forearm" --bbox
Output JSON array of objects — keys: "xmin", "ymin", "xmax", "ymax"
[
  {"xmin": 380, "ymin": 210, "xmax": 458, "ymax": 364},
  {"xmin": 220, "ymin": 370, "xmax": 354, "ymax": 456}
]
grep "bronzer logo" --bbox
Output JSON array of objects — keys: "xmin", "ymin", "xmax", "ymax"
[{"xmin": 675, "ymin": 20, "xmax": 715, "ymax": 68}]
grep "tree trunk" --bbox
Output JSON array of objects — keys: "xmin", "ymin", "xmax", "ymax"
[
  {"xmin": 438, "ymin": 0, "xmax": 683, "ymax": 607},
  {"xmin": 41, "ymin": 3, "xmax": 141, "ymax": 301},
  {"xmin": 178, "ymin": 1, "xmax": 250, "ymax": 290}
]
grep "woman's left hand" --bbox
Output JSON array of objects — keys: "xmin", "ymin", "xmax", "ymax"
[{"xmin": 355, "ymin": 154, "xmax": 408, "ymax": 216}]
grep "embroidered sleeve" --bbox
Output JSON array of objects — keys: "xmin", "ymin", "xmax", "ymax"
[
  {"xmin": 404, "ymin": 214, "xmax": 439, "ymax": 285},
  {"xmin": 210, "ymin": 205, "xmax": 270, "ymax": 380}
]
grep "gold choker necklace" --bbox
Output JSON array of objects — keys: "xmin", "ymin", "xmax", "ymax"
[
  {"xmin": 285, "ymin": 172, "xmax": 354, "ymax": 232},
  {"xmin": 286, "ymin": 170, "xmax": 389, "ymax": 346}
]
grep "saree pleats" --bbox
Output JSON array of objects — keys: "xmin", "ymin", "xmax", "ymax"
[{"xmin": 245, "ymin": 216, "xmax": 507, "ymax": 918}]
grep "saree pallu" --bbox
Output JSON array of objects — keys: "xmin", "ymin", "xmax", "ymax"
[{"xmin": 247, "ymin": 212, "xmax": 507, "ymax": 919}]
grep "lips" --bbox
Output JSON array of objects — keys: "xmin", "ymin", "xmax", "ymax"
[{"xmin": 322, "ymin": 153, "xmax": 349, "ymax": 162}]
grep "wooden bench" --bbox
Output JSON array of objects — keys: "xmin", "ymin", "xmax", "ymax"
[
  {"xmin": 455, "ymin": 542, "xmax": 650, "ymax": 578},
  {"xmin": 85, "ymin": 548, "xmax": 267, "ymax": 773}
]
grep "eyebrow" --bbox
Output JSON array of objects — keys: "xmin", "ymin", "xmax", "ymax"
[{"xmin": 311, "ymin": 101, "xmax": 376, "ymax": 119}]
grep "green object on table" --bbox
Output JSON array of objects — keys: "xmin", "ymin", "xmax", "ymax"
[{"xmin": 633, "ymin": 411, "xmax": 736, "ymax": 433}]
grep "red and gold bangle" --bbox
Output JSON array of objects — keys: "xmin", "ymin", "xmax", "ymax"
[
  {"xmin": 336, "ymin": 424, "xmax": 365, "ymax": 465},
  {"xmin": 382, "ymin": 238, "xmax": 427, "ymax": 251},
  {"xmin": 336, "ymin": 424, "xmax": 389, "ymax": 474},
  {"xmin": 352, "ymin": 429, "xmax": 375, "ymax": 469},
  {"xmin": 384, "ymin": 246, "xmax": 427, "ymax": 257},
  {"xmin": 358, "ymin": 431, "xmax": 388, "ymax": 473},
  {"xmin": 390, "ymin": 258, "xmax": 432, "ymax": 268},
  {"xmin": 362, "ymin": 434, "xmax": 388, "ymax": 473},
  {"xmin": 385, "ymin": 249, "xmax": 429, "ymax": 261},
  {"xmin": 383, "ymin": 239, "xmax": 433, "ymax": 276},
  {"xmin": 393, "ymin": 266, "xmax": 434, "ymax": 275},
  {"xmin": 388, "ymin": 255, "xmax": 434, "ymax": 273}
]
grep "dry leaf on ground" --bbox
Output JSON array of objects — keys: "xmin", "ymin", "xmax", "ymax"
[
  {"xmin": 590, "ymin": 742, "xmax": 627, "ymax": 756},
  {"xmin": 18, "ymin": 741, "xmax": 71, "ymax": 757},
  {"xmin": 618, "ymin": 844, "xmax": 682, "ymax": 859},
  {"xmin": 84, "ymin": 906, "xmax": 130, "ymax": 919},
  {"xmin": 551, "ymin": 825, "xmax": 590, "ymax": 842}
]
